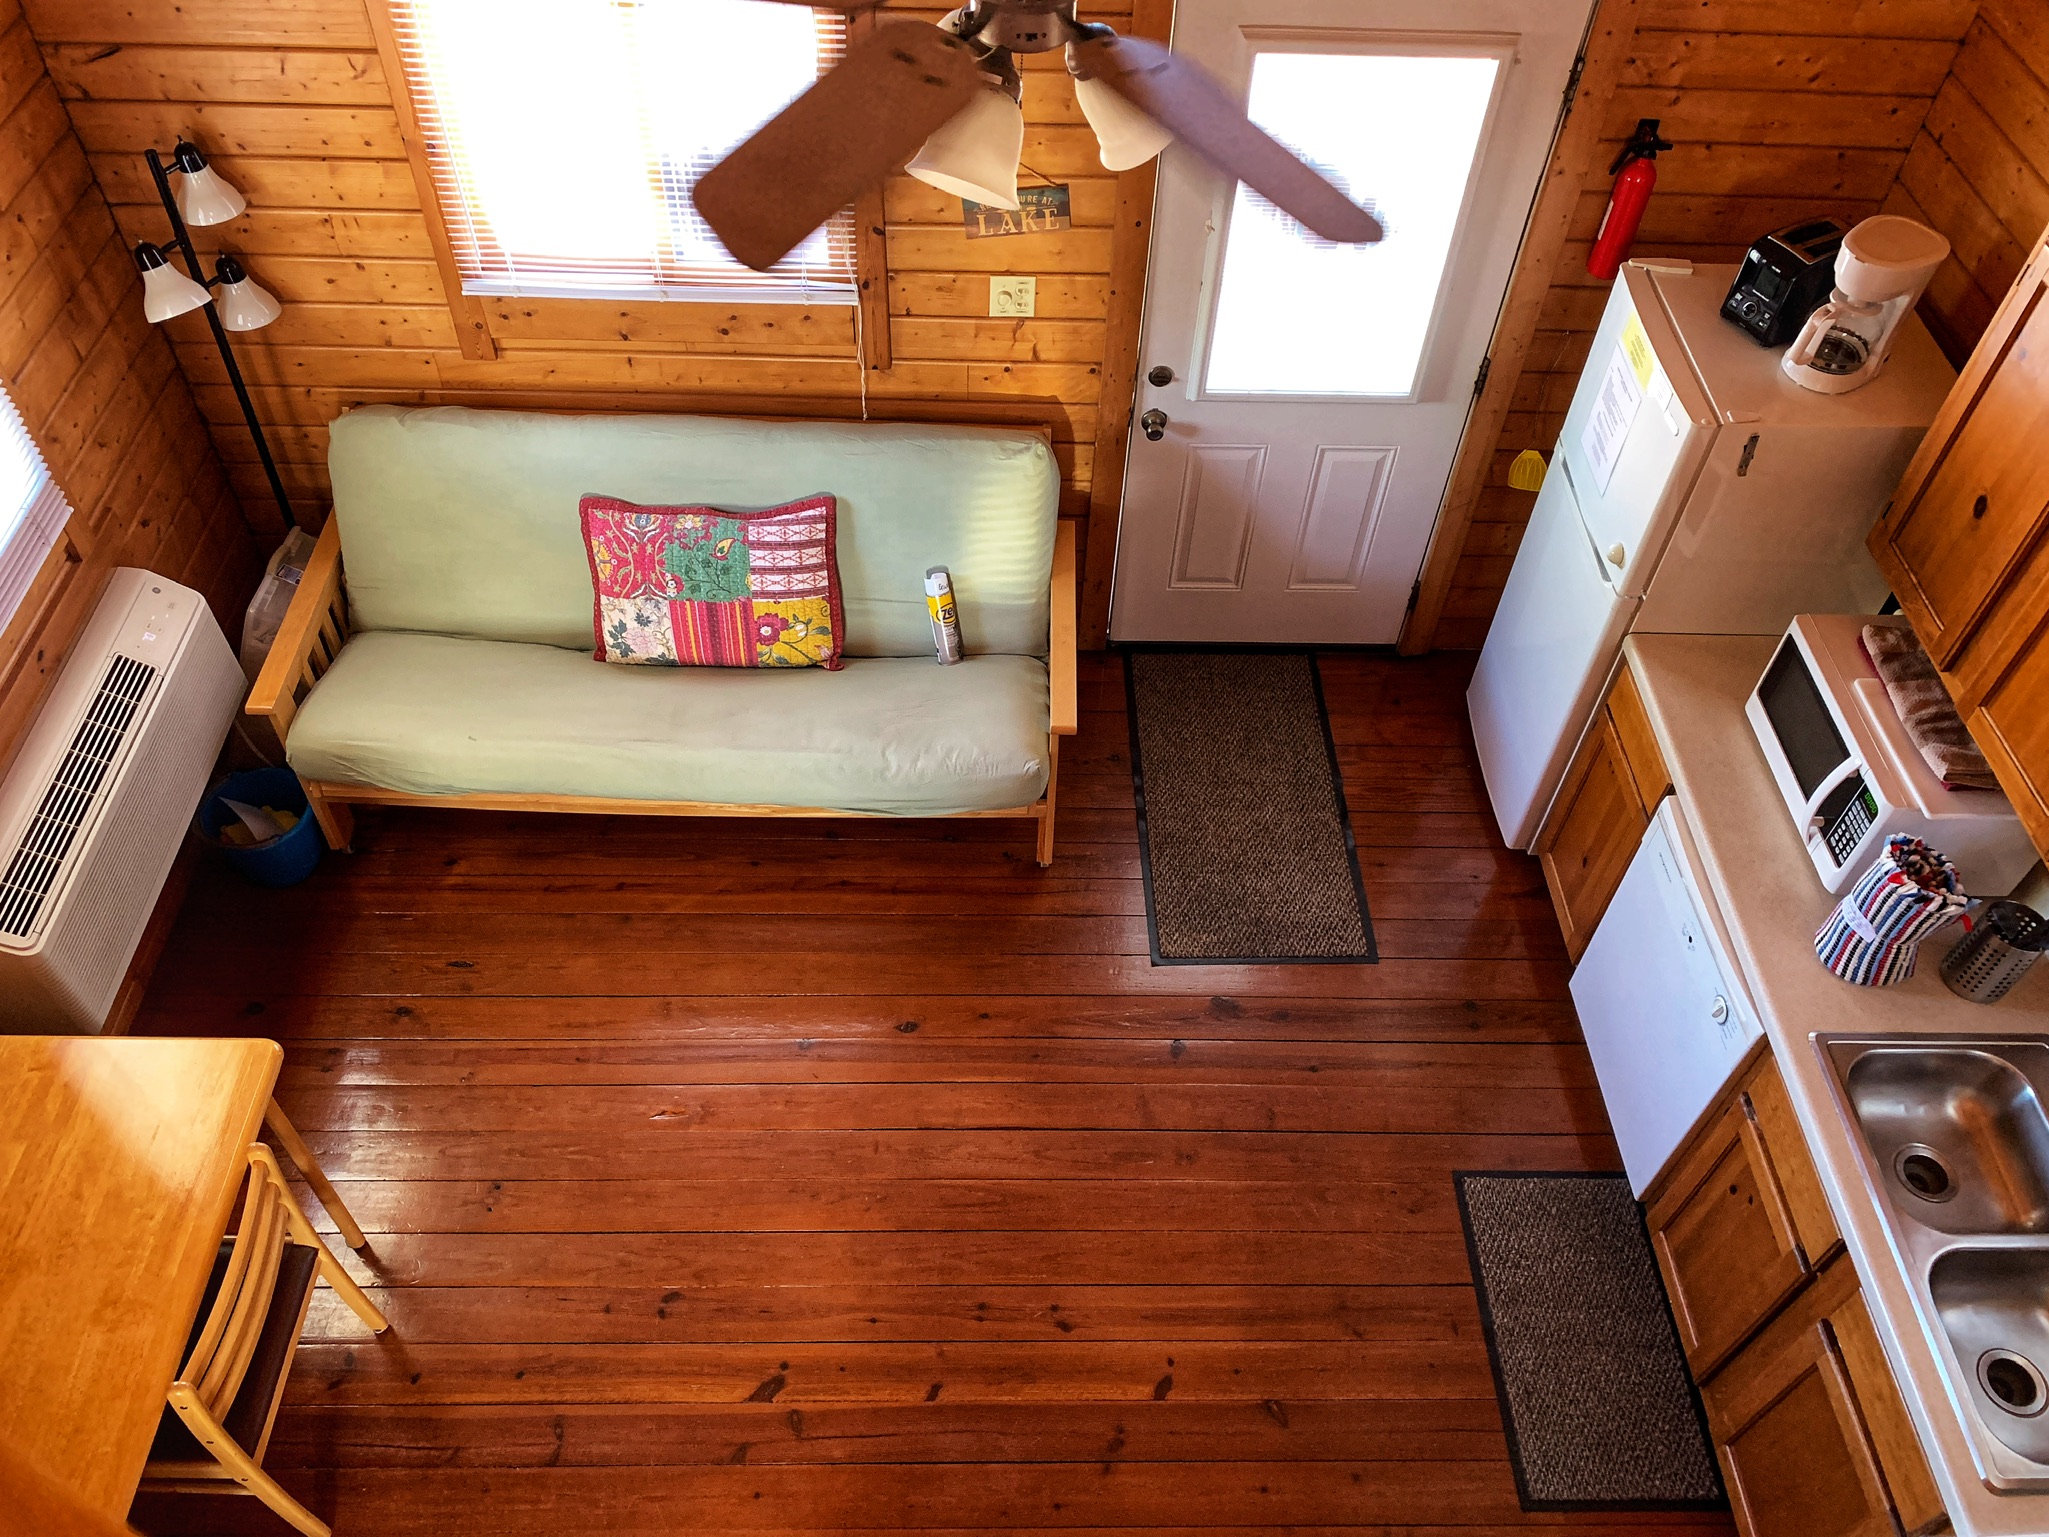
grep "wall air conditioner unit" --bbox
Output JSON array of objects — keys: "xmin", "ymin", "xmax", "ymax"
[{"xmin": 0, "ymin": 569, "xmax": 243, "ymax": 1031}]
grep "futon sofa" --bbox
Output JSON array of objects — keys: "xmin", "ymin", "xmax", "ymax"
[{"xmin": 247, "ymin": 405, "xmax": 1077, "ymax": 863}]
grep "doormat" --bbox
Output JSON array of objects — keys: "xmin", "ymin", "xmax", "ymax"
[
  {"xmin": 1455, "ymin": 1172, "xmax": 1726, "ymax": 1511},
  {"xmin": 1123, "ymin": 649, "xmax": 1375, "ymax": 964}
]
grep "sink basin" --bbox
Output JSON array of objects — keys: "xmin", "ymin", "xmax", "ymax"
[
  {"xmin": 1820, "ymin": 1036, "xmax": 2049, "ymax": 1491},
  {"xmin": 1931, "ymin": 1249, "xmax": 2049, "ymax": 1465},
  {"xmin": 1838, "ymin": 1046, "xmax": 2049, "ymax": 1235}
]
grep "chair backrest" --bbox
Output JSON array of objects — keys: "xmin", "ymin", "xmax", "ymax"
[
  {"xmin": 176, "ymin": 1157, "xmax": 288, "ymax": 1422},
  {"xmin": 326, "ymin": 405, "xmax": 1063, "ymax": 659}
]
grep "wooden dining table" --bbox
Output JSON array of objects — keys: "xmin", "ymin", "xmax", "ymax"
[{"xmin": 0, "ymin": 1035, "xmax": 284, "ymax": 1521}]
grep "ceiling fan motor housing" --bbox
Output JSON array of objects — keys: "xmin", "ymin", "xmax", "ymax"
[{"xmin": 957, "ymin": 1, "xmax": 1085, "ymax": 55}]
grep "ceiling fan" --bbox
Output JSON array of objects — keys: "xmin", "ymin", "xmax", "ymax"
[{"xmin": 693, "ymin": 0, "xmax": 1385, "ymax": 272}]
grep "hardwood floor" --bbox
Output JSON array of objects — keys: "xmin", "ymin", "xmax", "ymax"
[{"xmin": 131, "ymin": 651, "xmax": 1731, "ymax": 1536}]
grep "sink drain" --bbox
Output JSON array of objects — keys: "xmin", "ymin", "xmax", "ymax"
[
  {"xmin": 1980, "ymin": 1351, "xmax": 2049, "ymax": 1418},
  {"xmin": 1893, "ymin": 1144, "xmax": 1957, "ymax": 1203}
]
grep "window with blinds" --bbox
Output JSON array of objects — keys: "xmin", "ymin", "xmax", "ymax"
[
  {"xmin": 0, "ymin": 384, "xmax": 71, "ymax": 634},
  {"xmin": 390, "ymin": 0, "xmax": 856, "ymax": 302}
]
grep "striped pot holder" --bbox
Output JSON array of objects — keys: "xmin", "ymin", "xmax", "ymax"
[{"xmin": 1815, "ymin": 835, "xmax": 1968, "ymax": 986}]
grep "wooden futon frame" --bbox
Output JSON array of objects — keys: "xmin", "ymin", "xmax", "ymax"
[{"xmin": 246, "ymin": 516, "xmax": 1079, "ymax": 864}]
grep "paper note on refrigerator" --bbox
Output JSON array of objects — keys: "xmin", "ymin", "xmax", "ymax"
[{"xmin": 1580, "ymin": 342, "xmax": 1645, "ymax": 493}]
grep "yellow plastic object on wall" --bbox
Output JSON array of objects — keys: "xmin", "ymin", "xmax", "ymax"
[{"xmin": 1508, "ymin": 450, "xmax": 1548, "ymax": 492}]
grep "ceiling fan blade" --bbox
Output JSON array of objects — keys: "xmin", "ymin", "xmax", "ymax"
[
  {"xmin": 694, "ymin": 21, "xmax": 986, "ymax": 272},
  {"xmin": 1075, "ymin": 33, "xmax": 1384, "ymax": 246}
]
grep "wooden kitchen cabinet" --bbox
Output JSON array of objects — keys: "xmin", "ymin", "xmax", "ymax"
[
  {"xmin": 1648, "ymin": 1052, "xmax": 1947, "ymax": 1537},
  {"xmin": 1871, "ymin": 229, "xmax": 2049, "ymax": 860},
  {"xmin": 1704, "ymin": 1255, "xmax": 1932, "ymax": 1537},
  {"xmin": 1535, "ymin": 659, "xmax": 1672, "ymax": 959},
  {"xmin": 1647, "ymin": 1057, "xmax": 1816, "ymax": 1376}
]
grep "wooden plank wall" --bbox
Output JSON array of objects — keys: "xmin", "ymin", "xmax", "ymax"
[
  {"xmin": 1881, "ymin": 0, "xmax": 2049, "ymax": 363},
  {"xmin": 28, "ymin": 0, "xmax": 1134, "ymax": 611},
  {"xmin": 0, "ymin": 0, "xmax": 254, "ymax": 763},
  {"xmin": 1428, "ymin": 0, "xmax": 1975, "ymax": 650}
]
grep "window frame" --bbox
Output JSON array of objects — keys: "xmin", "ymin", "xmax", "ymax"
[{"xmin": 368, "ymin": 0, "xmax": 892, "ymax": 364}]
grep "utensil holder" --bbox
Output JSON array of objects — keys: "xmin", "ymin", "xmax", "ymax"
[{"xmin": 1941, "ymin": 901, "xmax": 2049, "ymax": 1005}]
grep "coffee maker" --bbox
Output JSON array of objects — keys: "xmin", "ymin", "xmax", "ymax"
[{"xmin": 1782, "ymin": 215, "xmax": 1951, "ymax": 394}]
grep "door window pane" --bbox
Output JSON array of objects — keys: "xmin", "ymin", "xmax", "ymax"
[{"xmin": 1203, "ymin": 49, "xmax": 1501, "ymax": 397}]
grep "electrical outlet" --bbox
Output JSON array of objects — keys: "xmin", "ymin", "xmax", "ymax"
[{"xmin": 989, "ymin": 276, "xmax": 1037, "ymax": 318}]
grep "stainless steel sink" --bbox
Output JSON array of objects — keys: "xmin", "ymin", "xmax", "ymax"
[
  {"xmin": 1821, "ymin": 1036, "xmax": 2049, "ymax": 1493},
  {"xmin": 1840, "ymin": 1046, "xmax": 2049, "ymax": 1235},
  {"xmin": 1930, "ymin": 1248, "xmax": 2049, "ymax": 1465}
]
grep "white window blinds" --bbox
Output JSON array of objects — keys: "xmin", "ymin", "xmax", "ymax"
[
  {"xmin": 390, "ymin": 0, "xmax": 855, "ymax": 302},
  {"xmin": 0, "ymin": 384, "xmax": 71, "ymax": 633}
]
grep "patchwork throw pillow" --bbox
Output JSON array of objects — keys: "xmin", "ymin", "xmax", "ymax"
[{"xmin": 580, "ymin": 493, "xmax": 845, "ymax": 670}]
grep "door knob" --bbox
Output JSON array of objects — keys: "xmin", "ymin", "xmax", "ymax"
[{"xmin": 1140, "ymin": 409, "xmax": 1168, "ymax": 442}]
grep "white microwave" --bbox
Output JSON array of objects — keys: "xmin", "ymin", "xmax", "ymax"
[{"xmin": 1744, "ymin": 614, "xmax": 2038, "ymax": 895}]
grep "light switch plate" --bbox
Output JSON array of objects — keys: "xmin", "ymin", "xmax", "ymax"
[{"xmin": 989, "ymin": 276, "xmax": 1037, "ymax": 317}]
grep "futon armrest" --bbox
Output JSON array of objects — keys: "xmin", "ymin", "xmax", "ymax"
[
  {"xmin": 246, "ymin": 514, "xmax": 346, "ymax": 754},
  {"xmin": 1049, "ymin": 519, "xmax": 1078, "ymax": 737}
]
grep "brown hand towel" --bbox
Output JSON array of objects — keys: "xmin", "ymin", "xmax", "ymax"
[{"xmin": 1862, "ymin": 621, "xmax": 2003, "ymax": 791}]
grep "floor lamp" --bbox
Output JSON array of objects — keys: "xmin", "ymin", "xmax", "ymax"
[{"xmin": 131, "ymin": 139, "xmax": 297, "ymax": 532}]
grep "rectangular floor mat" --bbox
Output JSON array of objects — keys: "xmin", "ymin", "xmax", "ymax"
[
  {"xmin": 1456, "ymin": 1171, "xmax": 1727, "ymax": 1511},
  {"xmin": 1124, "ymin": 649, "xmax": 1374, "ymax": 965}
]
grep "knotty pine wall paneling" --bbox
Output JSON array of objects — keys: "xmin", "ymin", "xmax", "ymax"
[
  {"xmin": 1881, "ymin": 0, "xmax": 2049, "ymax": 363},
  {"xmin": 1409, "ymin": 0, "xmax": 1975, "ymax": 652},
  {"xmin": 33, "ymin": 0, "xmax": 1158, "ymax": 640},
  {"xmin": 0, "ymin": 0, "xmax": 255, "ymax": 763}
]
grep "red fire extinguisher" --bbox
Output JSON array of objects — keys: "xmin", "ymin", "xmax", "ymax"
[{"xmin": 1586, "ymin": 119, "xmax": 1673, "ymax": 280}]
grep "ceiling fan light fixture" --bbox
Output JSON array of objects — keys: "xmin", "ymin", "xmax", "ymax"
[
  {"xmin": 907, "ymin": 84, "xmax": 1025, "ymax": 210},
  {"xmin": 1074, "ymin": 73, "xmax": 1173, "ymax": 172}
]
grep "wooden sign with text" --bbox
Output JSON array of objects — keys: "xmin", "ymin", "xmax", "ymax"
[{"xmin": 962, "ymin": 185, "xmax": 1072, "ymax": 239}]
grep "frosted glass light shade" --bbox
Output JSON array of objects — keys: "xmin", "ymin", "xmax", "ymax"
[
  {"xmin": 1076, "ymin": 76, "xmax": 1172, "ymax": 171},
  {"xmin": 173, "ymin": 162, "xmax": 247, "ymax": 226},
  {"xmin": 213, "ymin": 257, "xmax": 281, "ymax": 330},
  {"xmin": 133, "ymin": 243, "xmax": 211, "ymax": 322},
  {"xmin": 907, "ymin": 88, "xmax": 1023, "ymax": 210}
]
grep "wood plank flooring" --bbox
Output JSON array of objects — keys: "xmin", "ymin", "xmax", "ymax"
[{"xmin": 130, "ymin": 651, "xmax": 1730, "ymax": 1537}]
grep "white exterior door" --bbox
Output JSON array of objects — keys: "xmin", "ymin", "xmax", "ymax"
[{"xmin": 1109, "ymin": 0, "xmax": 1596, "ymax": 644}]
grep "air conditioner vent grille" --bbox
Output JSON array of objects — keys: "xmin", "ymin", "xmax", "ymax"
[{"xmin": 0, "ymin": 653, "xmax": 155, "ymax": 939}]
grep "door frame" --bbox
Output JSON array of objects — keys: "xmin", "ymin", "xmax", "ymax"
[
  {"xmin": 1397, "ymin": 0, "xmax": 1638, "ymax": 654},
  {"xmin": 1080, "ymin": 0, "xmax": 1175, "ymax": 647}
]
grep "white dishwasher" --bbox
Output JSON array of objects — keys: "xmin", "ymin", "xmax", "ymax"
[{"xmin": 1570, "ymin": 797, "xmax": 1763, "ymax": 1194}]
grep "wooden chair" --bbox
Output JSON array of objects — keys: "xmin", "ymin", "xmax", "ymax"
[{"xmin": 138, "ymin": 1145, "xmax": 387, "ymax": 1537}]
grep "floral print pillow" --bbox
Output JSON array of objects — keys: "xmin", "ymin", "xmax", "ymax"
[{"xmin": 580, "ymin": 493, "xmax": 845, "ymax": 670}]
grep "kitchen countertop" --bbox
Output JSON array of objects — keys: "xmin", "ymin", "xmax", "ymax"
[{"xmin": 1626, "ymin": 632, "xmax": 2049, "ymax": 1537}]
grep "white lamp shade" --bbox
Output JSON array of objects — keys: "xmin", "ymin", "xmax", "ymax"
[
  {"xmin": 215, "ymin": 272, "xmax": 281, "ymax": 331},
  {"xmin": 173, "ymin": 163, "xmax": 247, "ymax": 226},
  {"xmin": 140, "ymin": 261, "xmax": 212, "ymax": 323},
  {"xmin": 1076, "ymin": 76, "xmax": 1173, "ymax": 172},
  {"xmin": 907, "ymin": 88, "xmax": 1024, "ymax": 210}
]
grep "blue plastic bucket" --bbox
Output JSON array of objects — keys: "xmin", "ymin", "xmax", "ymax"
[{"xmin": 201, "ymin": 766, "xmax": 322, "ymax": 888}]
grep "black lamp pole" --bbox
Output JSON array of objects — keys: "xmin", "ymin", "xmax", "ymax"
[{"xmin": 143, "ymin": 146, "xmax": 297, "ymax": 532}]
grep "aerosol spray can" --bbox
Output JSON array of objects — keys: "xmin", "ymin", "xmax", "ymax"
[{"xmin": 925, "ymin": 566, "xmax": 963, "ymax": 665}]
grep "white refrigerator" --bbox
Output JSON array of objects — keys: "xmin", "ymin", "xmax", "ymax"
[{"xmin": 1467, "ymin": 260, "xmax": 1956, "ymax": 851}]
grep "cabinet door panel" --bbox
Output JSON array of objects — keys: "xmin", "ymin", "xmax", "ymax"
[
  {"xmin": 1536, "ymin": 714, "xmax": 1646, "ymax": 961},
  {"xmin": 1648, "ymin": 1098, "xmax": 1810, "ymax": 1376},
  {"xmin": 1829, "ymin": 1291, "xmax": 1947, "ymax": 1537},
  {"xmin": 1719, "ymin": 1326, "xmax": 1896, "ymax": 1537},
  {"xmin": 1881, "ymin": 277, "xmax": 2049, "ymax": 667}
]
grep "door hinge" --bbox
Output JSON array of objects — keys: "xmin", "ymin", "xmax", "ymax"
[
  {"xmin": 1560, "ymin": 52, "xmax": 1586, "ymax": 118},
  {"xmin": 1405, "ymin": 580, "xmax": 1422, "ymax": 616},
  {"xmin": 1472, "ymin": 355, "xmax": 1492, "ymax": 398}
]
